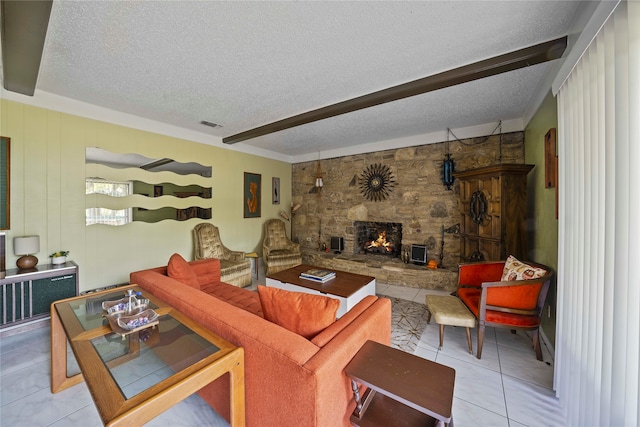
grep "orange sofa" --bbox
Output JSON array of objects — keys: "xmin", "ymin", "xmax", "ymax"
[{"xmin": 130, "ymin": 258, "xmax": 391, "ymax": 427}]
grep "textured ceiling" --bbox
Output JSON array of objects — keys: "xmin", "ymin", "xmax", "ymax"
[{"xmin": 30, "ymin": 1, "xmax": 585, "ymax": 161}]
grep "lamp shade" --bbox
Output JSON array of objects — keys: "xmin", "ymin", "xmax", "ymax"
[
  {"xmin": 14, "ymin": 236, "xmax": 39, "ymax": 255},
  {"xmin": 14, "ymin": 236, "xmax": 40, "ymax": 269}
]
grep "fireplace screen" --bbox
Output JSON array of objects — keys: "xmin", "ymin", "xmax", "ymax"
[{"xmin": 354, "ymin": 221, "xmax": 402, "ymax": 258}]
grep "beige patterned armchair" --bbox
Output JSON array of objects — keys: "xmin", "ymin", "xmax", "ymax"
[
  {"xmin": 193, "ymin": 223, "xmax": 252, "ymax": 287},
  {"xmin": 262, "ymin": 219, "xmax": 302, "ymax": 276}
]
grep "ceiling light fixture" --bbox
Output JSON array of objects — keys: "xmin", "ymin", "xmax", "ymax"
[
  {"xmin": 315, "ymin": 159, "xmax": 324, "ymax": 197},
  {"xmin": 223, "ymin": 37, "xmax": 567, "ymax": 145}
]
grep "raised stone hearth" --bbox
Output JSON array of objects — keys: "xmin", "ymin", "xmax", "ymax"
[{"xmin": 302, "ymin": 251, "xmax": 457, "ymax": 292}]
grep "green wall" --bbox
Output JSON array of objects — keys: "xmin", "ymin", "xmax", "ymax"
[
  {"xmin": 524, "ymin": 91, "xmax": 559, "ymax": 347},
  {"xmin": 1, "ymin": 99, "xmax": 291, "ymax": 291}
]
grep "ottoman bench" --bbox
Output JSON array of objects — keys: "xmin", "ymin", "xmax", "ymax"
[{"xmin": 425, "ymin": 295, "xmax": 476, "ymax": 354}]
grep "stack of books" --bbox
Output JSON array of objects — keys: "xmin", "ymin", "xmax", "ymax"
[{"xmin": 299, "ymin": 268, "xmax": 336, "ymax": 283}]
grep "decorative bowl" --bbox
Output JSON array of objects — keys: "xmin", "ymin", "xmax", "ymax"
[
  {"xmin": 102, "ymin": 297, "xmax": 149, "ymax": 315},
  {"xmin": 116, "ymin": 309, "xmax": 158, "ymax": 331}
]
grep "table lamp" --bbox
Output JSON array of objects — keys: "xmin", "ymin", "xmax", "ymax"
[{"xmin": 14, "ymin": 235, "xmax": 40, "ymax": 269}]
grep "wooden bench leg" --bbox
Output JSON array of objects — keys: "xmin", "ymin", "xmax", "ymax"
[
  {"xmin": 439, "ymin": 324, "xmax": 444, "ymax": 350},
  {"xmin": 465, "ymin": 328, "xmax": 473, "ymax": 354}
]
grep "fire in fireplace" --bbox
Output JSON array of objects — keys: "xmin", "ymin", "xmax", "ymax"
[{"xmin": 354, "ymin": 221, "xmax": 402, "ymax": 258}]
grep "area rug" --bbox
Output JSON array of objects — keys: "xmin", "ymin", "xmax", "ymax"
[{"xmin": 380, "ymin": 295, "xmax": 429, "ymax": 353}]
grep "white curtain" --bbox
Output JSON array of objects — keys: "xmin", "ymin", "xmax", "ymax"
[{"xmin": 555, "ymin": 2, "xmax": 639, "ymax": 426}]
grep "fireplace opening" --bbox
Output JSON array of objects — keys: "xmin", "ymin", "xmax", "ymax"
[{"xmin": 354, "ymin": 221, "xmax": 402, "ymax": 258}]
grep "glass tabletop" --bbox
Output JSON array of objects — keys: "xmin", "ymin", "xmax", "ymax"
[
  {"xmin": 90, "ymin": 314, "xmax": 220, "ymax": 399},
  {"xmin": 67, "ymin": 289, "xmax": 159, "ymax": 331},
  {"xmin": 51, "ymin": 285, "xmax": 242, "ymax": 426}
]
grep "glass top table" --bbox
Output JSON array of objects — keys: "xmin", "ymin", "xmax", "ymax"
[{"xmin": 51, "ymin": 285, "xmax": 245, "ymax": 426}]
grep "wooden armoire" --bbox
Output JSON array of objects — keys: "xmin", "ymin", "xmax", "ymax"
[{"xmin": 454, "ymin": 164, "xmax": 534, "ymax": 262}]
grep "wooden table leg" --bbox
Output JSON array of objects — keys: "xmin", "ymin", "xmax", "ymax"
[
  {"xmin": 50, "ymin": 303, "xmax": 84, "ymax": 393},
  {"xmin": 228, "ymin": 347, "xmax": 246, "ymax": 427}
]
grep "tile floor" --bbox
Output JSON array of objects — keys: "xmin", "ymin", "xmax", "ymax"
[
  {"xmin": 378, "ymin": 283, "xmax": 566, "ymax": 427},
  {"xmin": 0, "ymin": 280, "xmax": 566, "ymax": 426}
]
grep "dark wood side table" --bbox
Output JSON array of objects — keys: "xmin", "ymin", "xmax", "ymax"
[{"xmin": 344, "ymin": 340, "xmax": 455, "ymax": 427}]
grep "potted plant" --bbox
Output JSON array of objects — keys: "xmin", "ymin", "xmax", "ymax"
[{"xmin": 50, "ymin": 251, "xmax": 70, "ymax": 265}]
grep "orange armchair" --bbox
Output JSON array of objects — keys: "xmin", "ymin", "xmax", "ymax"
[{"xmin": 457, "ymin": 259, "xmax": 553, "ymax": 360}]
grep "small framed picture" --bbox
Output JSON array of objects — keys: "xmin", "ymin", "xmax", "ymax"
[
  {"xmin": 244, "ymin": 172, "xmax": 261, "ymax": 218},
  {"xmin": 272, "ymin": 177, "xmax": 280, "ymax": 204}
]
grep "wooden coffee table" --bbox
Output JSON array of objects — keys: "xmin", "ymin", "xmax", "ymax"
[
  {"xmin": 266, "ymin": 264, "xmax": 376, "ymax": 318},
  {"xmin": 51, "ymin": 285, "xmax": 245, "ymax": 427}
]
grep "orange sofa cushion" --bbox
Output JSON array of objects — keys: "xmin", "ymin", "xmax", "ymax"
[
  {"xmin": 257, "ymin": 285, "xmax": 340, "ymax": 339},
  {"xmin": 190, "ymin": 258, "xmax": 221, "ymax": 286},
  {"xmin": 201, "ymin": 281, "xmax": 263, "ymax": 317},
  {"xmin": 167, "ymin": 253, "xmax": 200, "ymax": 289}
]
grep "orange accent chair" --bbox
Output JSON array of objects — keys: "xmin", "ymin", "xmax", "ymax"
[{"xmin": 457, "ymin": 260, "xmax": 553, "ymax": 360}]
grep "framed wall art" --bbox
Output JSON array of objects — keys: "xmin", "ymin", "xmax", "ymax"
[
  {"xmin": 272, "ymin": 177, "xmax": 280, "ymax": 204},
  {"xmin": 1, "ymin": 137, "xmax": 10, "ymax": 230},
  {"xmin": 244, "ymin": 172, "xmax": 261, "ymax": 218}
]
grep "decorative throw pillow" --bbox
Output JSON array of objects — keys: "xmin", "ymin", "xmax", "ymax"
[
  {"xmin": 167, "ymin": 253, "xmax": 200, "ymax": 289},
  {"xmin": 257, "ymin": 285, "xmax": 340, "ymax": 339},
  {"xmin": 501, "ymin": 255, "xmax": 547, "ymax": 281}
]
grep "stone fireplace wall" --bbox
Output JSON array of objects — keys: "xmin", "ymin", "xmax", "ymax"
[{"xmin": 290, "ymin": 131, "xmax": 525, "ymax": 291}]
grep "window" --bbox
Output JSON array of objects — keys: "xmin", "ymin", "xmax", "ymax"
[{"xmin": 86, "ymin": 178, "xmax": 133, "ymax": 225}]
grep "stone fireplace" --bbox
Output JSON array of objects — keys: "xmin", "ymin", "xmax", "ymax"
[
  {"xmin": 354, "ymin": 221, "xmax": 402, "ymax": 258},
  {"xmin": 292, "ymin": 131, "xmax": 525, "ymax": 291}
]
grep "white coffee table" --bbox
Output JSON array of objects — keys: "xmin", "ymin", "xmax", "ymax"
[{"xmin": 266, "ymin": 264, "xmax": 376, "ymax": 318}]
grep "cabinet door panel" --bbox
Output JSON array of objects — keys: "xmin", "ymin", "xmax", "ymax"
[
  {"xmin": 32, "ymin": 274, "xmax": 77, "ymax": 316},
  {"xmin": 0, "ymin": 283, "xmax": 28, "ymax": 323}
]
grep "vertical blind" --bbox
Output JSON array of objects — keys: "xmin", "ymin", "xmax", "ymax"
[{"xmin": 555, "ymin": 2, "xmax": 639, "ymax": 426}]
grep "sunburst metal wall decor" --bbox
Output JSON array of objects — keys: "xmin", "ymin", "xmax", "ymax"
[{"xmin": 359, "ymin": 163, "xmax": 395, "ymax": 201}]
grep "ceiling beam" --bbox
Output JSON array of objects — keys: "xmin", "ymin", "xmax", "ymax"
[
  {"xmin": 1, "ymin": 0, "xmax": 53, "ymax": 96},
  {"xmin": 224, "ymin": 36, "xmax": 567, "ymax": 145}
]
